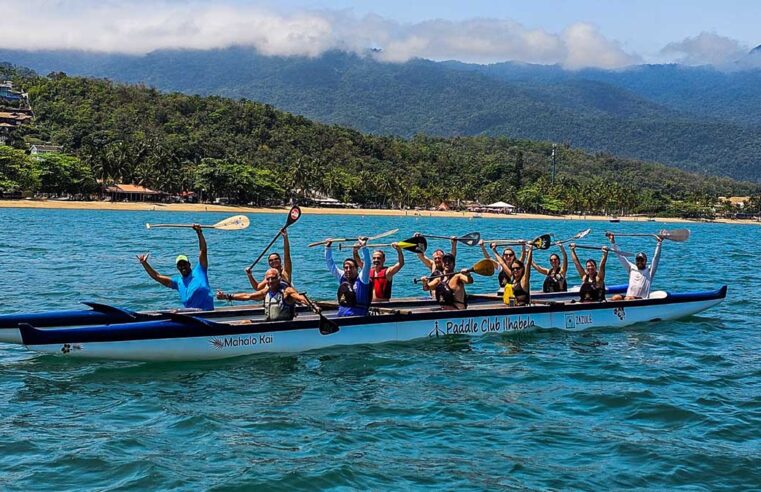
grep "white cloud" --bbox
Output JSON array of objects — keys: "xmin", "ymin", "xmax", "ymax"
[
  {"xmin": 0, "ymin": 0, "xmax": 640, "ymax": 68},
  {"xmin": 660, "ymin": 32, "xmax": 747, "ymax": 66}
]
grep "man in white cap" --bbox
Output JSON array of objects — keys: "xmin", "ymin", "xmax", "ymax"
[
  {"xmin": 607, "ymin": 233, "xmax": 663, "ymax": 300},
  {"xmin": 137, "ymin": 224, "xmax": 214, "ymax": 310}
]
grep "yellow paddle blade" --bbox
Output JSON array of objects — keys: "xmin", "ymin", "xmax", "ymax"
[
  {"xmin": 212, "ymin": 215, "xmax": 250, "ymax": 230},
  {"xmin": 471, "ymin": 259, "xmax": 495, "ymax": 276}
]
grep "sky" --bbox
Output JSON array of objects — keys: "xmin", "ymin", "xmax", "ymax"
[{"xmin": 1, "ymin": 0, "xmax": 759, "ymax": 69}]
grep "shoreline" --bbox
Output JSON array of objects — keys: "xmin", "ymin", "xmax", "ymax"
[{"xmin": 1, "ymin": 199, "xmax": 758, "ymax": 225}]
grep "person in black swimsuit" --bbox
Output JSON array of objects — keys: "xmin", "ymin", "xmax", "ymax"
[
  {"xmin": 421, "ymin": 253, "xmax": 472, "ymax": 310},
  {"xmin": 569, "ymin": 244, "xmax": 609, "ymax": 302},
  {"xmin": 531, "ymin": 242, "xmax": 568, "ymax": 293},
  {"xmin": 507, "ymin": 243, "xmax": 534, "ymax": 306}
]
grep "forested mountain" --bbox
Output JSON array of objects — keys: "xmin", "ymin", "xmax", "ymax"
[
  {"xmin": 1, "ymin": 65, "xmax": 757, "ymax": 218},
  {"xmin": 2, "ymin": 48, "xmax": 761, "ymax": 182}
]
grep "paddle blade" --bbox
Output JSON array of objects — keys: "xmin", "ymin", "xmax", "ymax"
[
  {"xmin": 471, "ymin": 259, "xmax": 495, "ymax": 277},
  {"xmin": 532, "ymin": 234, "xmax": 552, "ymax": 250},
  {"xmin": 212, "ymin": 215, "xmax": 250, "ymax": 230},
  {"xmin": 368, "ymin": 228, "xmax": 399, "ymax": 241},
  {"xmin": 397, "ymin": 236, "xmax": 428, "ymax": 254},
  {"xmin": 659, "ymin": 228, "xmax": 690, "ymax": 242},
  {"xmin": 576, "ymin": 228, "xmax": 591, "ymax": 240},
  {"xmin": 459, "ymin": 232, "xmax": 481, "ymax": 246},
  {"xmin": 318, "ymin": 315, "xmax": 339, "ymax": 335},
  {"xmin": 285, "ymin": 206, "xmax": 302, "ymax": 227}
]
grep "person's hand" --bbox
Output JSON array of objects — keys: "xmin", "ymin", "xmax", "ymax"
[
  {"xmin": 280, "ymin": 228, "xmax": 288, "ymax": 238},
  {"xmin": 215, "ymin": 290, "xmax": 227, "ymax": 300},
  {"xmin": 519, "ymin": 239, "xmax": 527, "ymax": 245},
  {"xmin": 356, "ymin": 237, "xmax": 367, "ymax": 248},
  {"xmin": 602, "ymin": 246, "xmax": 610, "ymax": 254},
  {"xmin": 325, "ymin": 239, "xmax": 333, "ymax": 248},
  {"xmin": 137, "ymin": 253, "xmax": 150, "ymax": 264},
  {"xmin": 450, "ymin": 235, "xmax": 457, "ymax": 243},
  {"xmin": 192, "ymin": 224, "xmax": 202, "ymax": 232},
  {"xmin": 569, "ymin": 242, "xmax": 576, "ymax": 250},
  {"xmin": 460, "ymin": 268, "xmax": 469, "ymax": 275},
  {"xmin": 245, "ymin": 266, "xmax": 253, "ymax": 275},
  {"xmin": 414, "ymin": 232, "xmax": 422, "ymax": 237},
  {"xmin": 478, "ymin": 239, "xmax": 484, "ymax": 246},
  {"xmin": 555, "ymin": 241, "xmax": 562, "ymax": 247},
  {"xmin": 656, "ymin": 236, "xmax": 663, "ymax": 243},
  {"xmin": 490, "ymin": 242, "xmax": 498, "ymax": 250},
  {"xmin": 391, "ymin": 242, "xmax": 401, "ymax": 251}
]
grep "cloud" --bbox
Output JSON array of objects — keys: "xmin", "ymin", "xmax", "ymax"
[
  {"xmin": 660, "ymin": 32, "xmax": 747, "ymax": 66},
  {"xmin": 0, "ymin": 0, "xmax": 640, "ymax": 68}
]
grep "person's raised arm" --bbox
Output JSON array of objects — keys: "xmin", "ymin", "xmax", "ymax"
[
  {"xmin": 569, "ymin": 243, "xmax": 585, "ymax": 279},
  {"xmin": 490, "ymin": 242, "xmax": 511, "ymax": 274},
  {"xmin": 281, "ymin": 229, "xmax": 292, "ymax": 284},
  {"xmin": 450, "ymin": 236, "xmax": 457, "ymax": 257},
  {"xmin": 531, "ymin": 258, "xmax": 550, "ymax": 276},
  {"xmin": 607, "ymin": 233, "xmax": 633, "ymax": 271},
  {"xmin": 284, "ymin": 287, "xmax": 309, "ymax": 306},
  {"xmin": 353, "ymin": 247, "xmax": 363, "ymax": 270},
  {"xmin": 598, "ymin": 247, "xmax": 609, "ymax": 284},
  {"xmin": 137, "ymin": 253, "xmax": 173, "ymax": 288},
  {"xmin": 193, "ymin": 224, "xmax": 208, "ymax": 270},
  {"xmin": 521, "ymin": 245, "xmax": 534, "ymax": 292},
  {"xmin": 649, "ymin": 238, "xmax": 663, "ymax": 279},
  {"xmin": 324, "ymin": 240, "xmax": 343, "ymax": 281},
  {"xmin": 458, "ymin": 269, "xmax": 474, "ymax": 285},
  {"xmin": 519, "ymin": 242, "xmax": 527, "ymax": 263},
  {"xmin": 244, "ymin": 266, "xmax": 260, "ymax": 290},
  {"xmin": 357, "ymin": 240, "xmax": 370, "ymax": 284},
  {"xmin": 385, "ymin": 243, "xmax": 405, "ymax": 279},
  {"xmin": 559, "ymin": 243, "xmax": 568, "ymax": 276}
]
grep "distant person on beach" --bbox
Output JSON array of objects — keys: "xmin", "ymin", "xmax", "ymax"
[
  {"xmin": 569, "ymin": 243, "xmax": 609, "ymax": 302},
  {"xmin": 136, "ymin": 224, "xmax": 214, "ymax": 310},
  {"xmin": 245, "ymin": 228, "xmax": 292, "ymax": 289},
  {"xmin": 325, "ymin": 237, "xmax": 371, "ymax": 316},
  {"xmin": 421, "ymin": 253, "xmax": 472, "ymax": 310},
  {"xmin": 353, "ymin": 243, "xmax": 405, "ymax": 302},
  {"xmin": 216, "ymin": 268, "xmax": 307, "ymax": 321},
  {"xmin": 607, "ymin": 233, "xmax": 662, "ymax": 300}
]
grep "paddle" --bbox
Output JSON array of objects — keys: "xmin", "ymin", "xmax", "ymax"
[
  {"xmin": 557, "ymin": 228, "xmax": 591, "ymax": 244},
  {"xmin": 307, "ymin": 228, "xmax": 399, "ymax": 248},
  {"xmin": 301, "ymin": 293, "xmax": 339, "ymax": 335},
  {"xmin": 413, "ymin": 258, "xmax": 495, "ymax": 283},
  {"xmin": 338, "ymin": 235, "xmax": 428, "ymax": 254},
  {"xmin": 247, "ymin": 206, "xmax": 302, "ymax": 270},
  {"xmin": 490, "ymin": 234, "xmax": 553, "ymax": 250},
  {"xmin": 422, "ymin": 232, "xmax": 481, "ymax": 246},
  {"xmin": 572, "ymin": 244, "xmax": 634, "ymax": 256},
  {"xmin": 145, "ymin": 215, "xmax": 250, "ymax": 230},
  {"xmin": 605, "ymin": 228, "xmax": 691, "ymax": 242}
]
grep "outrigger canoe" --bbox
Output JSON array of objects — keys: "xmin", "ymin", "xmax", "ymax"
[
  {"xmin": 0, "ymin": 285, "xmax": 629, "ymax": 344},
  {"xmin": 18, "ymin": 286, "xmax": 726, "ymax": 361}
]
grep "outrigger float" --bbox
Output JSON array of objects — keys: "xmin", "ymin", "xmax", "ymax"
[{"xmin": 15, "ymin": 286, "xmax": 726, "ymax": 361}]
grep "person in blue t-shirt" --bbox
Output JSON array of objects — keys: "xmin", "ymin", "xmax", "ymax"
[
  {"xmin": 137, "ymin": 224, "xmax": 214, "ymax": 311},
  {"xmin": 324, "ymin": 237, "xmax": 370, "ymax": 317}
]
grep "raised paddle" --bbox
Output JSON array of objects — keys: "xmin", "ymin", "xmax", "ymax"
[
  {"xmin": 572, "ymin": 244, "xmax": 634, "ymax": 256},
  {"xmin": 490, "ymin": 234, "xmax": 553, "ymax": 250},
  {"xmin": 338, "ymin": 235, "xmax": 428, "ymax": 254},
  {"xmin": 308, "ymin": 228, "xmax": 399, "ymax": 248},
  {"xmin": 145, "ymin": 215, "xmax": 250, "ymax": 230},
  {"xmin": 421, "ymin": 232, "xmax": 481, "ymax": 247},
  {"xmin": 413, "ymin": 258, "xmax": 495, "ymax": 283},
  {"xmin": 557, "ymin": 228, "xmax": 591, "ymax": 244},
  {"xmin": 247, "ymin": 206, "xmax": 302, "ymax": 270},
  {"xmin": 605, "ymin": 228, "xmax": 691, "ymax": 242}
]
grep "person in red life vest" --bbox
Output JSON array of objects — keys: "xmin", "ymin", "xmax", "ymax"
[{"xmin": 354, "ymin": 242, "xmax": 405, "ymax": 302}]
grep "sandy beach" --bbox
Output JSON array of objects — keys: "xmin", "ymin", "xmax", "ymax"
[{"xmin": 0, "ymin": 199, "xmax": 757, "ymax": 225}]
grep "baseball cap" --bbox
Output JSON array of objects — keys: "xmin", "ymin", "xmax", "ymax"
[{"xmin": 175, "ymin": 254, "xmax": 190, "ymax": 265}]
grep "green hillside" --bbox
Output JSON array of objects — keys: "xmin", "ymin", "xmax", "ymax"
[{"xmin": 1, "ymin": 65, "xmax": 757, "ymax": 217}]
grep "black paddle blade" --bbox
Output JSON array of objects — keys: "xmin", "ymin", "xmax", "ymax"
[
  {"xmin": 286, "ymin": 206, "xmax": 302, "ymax": 226},
  {"xmin": 397, "ymin": 236, "xmax": 428, "ymax": 254},
  {"xmin": 318, "ymin": 315, "xmax": 339, "ymax": 335},
  {"xmin": 459, "ymin": 232, "xmax": 481, "ymax": 246},
  {"xmin": 533, "ymin": 234, "xmax": 552, "ymax": 250}
]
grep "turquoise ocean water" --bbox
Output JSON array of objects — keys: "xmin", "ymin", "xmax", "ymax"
[{"xmin": 0, "ymin": 208, "xmax": 759, "ymax": 489}]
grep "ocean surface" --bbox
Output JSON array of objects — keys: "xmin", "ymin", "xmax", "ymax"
[{"xmin": 1, "ymin": 208, "xmax": 759, "ymax": 490}]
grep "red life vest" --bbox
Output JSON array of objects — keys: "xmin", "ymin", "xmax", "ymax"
[{"xmin": 370, "ymin": 267, "xmax": 393, "ymax": 300}]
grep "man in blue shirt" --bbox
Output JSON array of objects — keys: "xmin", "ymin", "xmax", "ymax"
[
  {"xmin": 137, "ymin": 224, "xmax": 214, "ymax": 310},
  {"xmin": 325, "ymin": 238, "xmax": 370, "ymax": 316}
]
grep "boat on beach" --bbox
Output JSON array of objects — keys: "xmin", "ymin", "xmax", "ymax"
[
  {"xmin": 17, "ymin": 286, "xmax": 726, "ymax": 361},
  {"xmin": 0, "ymin": 285, "xmax": 630, "ymax": 344}
]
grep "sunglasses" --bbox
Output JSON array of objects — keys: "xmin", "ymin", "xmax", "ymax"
[{"xmin": 511, "ymin": 266, "xmax": 523, "ymax": 272}]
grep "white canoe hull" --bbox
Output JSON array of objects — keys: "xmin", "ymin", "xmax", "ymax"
[{"xmin": 20, "ymin": 287, "xmax": 726, "ymax": 361}]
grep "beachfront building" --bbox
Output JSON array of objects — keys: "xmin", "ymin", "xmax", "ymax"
[{"xmin": 106, "ymin": 184, "xmax": 166, "ymax": 202}]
